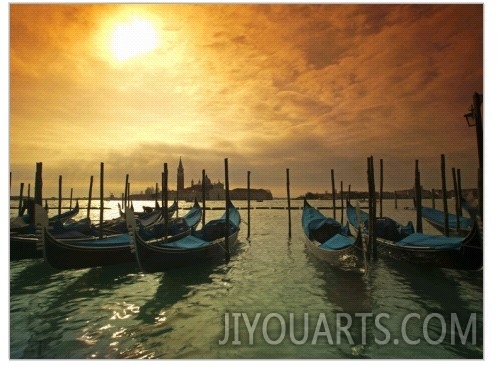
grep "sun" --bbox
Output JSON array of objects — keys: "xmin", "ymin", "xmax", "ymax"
[{"xmin": 111, "ymin": 18, "xmax": 159, "ymax": 61}]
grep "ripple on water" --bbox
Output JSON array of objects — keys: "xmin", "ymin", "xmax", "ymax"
[{"xmin": 10, "ymin": 199, "xmax": 483, "ymax": 359}]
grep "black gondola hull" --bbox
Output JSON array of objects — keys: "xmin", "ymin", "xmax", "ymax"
[
  {"xmin": 364, "ymin": 223, "xmax": 482, "ymax": 270},
  {"xmin": 346, "ymin": 201, "xmax": 482, "ymax": 270},
  {"xmin": 133, "ymin": 230, "xmax": 240, "ymax": 273},
  {"xmin": 10, "ymin": 235, "xmax": 42, "ymax": 260},
  {"xmin": 42, "ymin": 229, "xmax": 135, "ymax": 270}
]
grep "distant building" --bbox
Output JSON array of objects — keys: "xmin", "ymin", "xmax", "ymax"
[
  {"xmin": 127, "ymin": 158, "xmax": 273, "ymax": 201},
  {"xmin": 171, "ymin": 158, "xmax": 273, "ymax": 201},
  {"xmin": 177, "ymin": 157, "xmax": 184, "ymax": 192}
]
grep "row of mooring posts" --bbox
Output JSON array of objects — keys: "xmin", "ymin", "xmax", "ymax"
[
  {"xmin": 14, "ymin": 150, "xmax": 472, "ymax": 263},
  {"xmin": 359, "ymin": 156, "xmax": 391, "ymax": 262},
  {"xmin": 15, "ymin": 162, "xmax": 92, "ymax": 224},
  {"xmin": 14, "ymin": 160, "xmax": 243, "ymax": 260},
  {"xmin": 15, "ymin": 170, "xmax": 82, "ymax": 217},
  {"xmin": 393, "ymin": 154, "xmax": 465, "ymax": 239},
  {"xmin": 439, "ymin": 154, "xmax": 464, "ymax": 237},
  {"xmin": 60, "ymin": 163, "xmax": 103, "ymax": 237}
]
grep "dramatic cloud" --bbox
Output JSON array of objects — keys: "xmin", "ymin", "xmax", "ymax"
[{"xmin": 10, "ymin": 4, "xmax": 483, "ymax": 198}]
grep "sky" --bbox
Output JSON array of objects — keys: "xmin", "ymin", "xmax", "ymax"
[{"xmin": 8, "ymin": 2, "xmax": 485, "ymax": 199}]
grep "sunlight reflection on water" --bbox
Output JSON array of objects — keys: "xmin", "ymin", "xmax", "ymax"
[{"xmin": 10, "ymin": 199, "xmax": 482, "ymax": 359}]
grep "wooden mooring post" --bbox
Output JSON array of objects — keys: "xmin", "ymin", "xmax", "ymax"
[
  {"xmin": 331, "ymin": 169, "xmax": 336, "ymax": 220},
  {"xmin": 478, "ymin": 167, "xmax": 482, "ymax": 220},
  {"xmin": 127, "ymin": 183, "xmax": 131, "ymax": 208},
  {"xmin": 34, "ymin": 162, "xmax": 43, "ymax": 207},
  {"xmin": 163, "ymin": 163, "xmax": 168, "ymax": 239},
  {"xmin": 394, "ymin": 191, "xmax": 398, "ymax": 209},
  {"xmin": 379, "ymin": 158, "xmax": 383, "ymax": 218},
  {"xmin": 371, "ymin": 157, "xmax": 377, "ymax": 259},
  {"xmin": 366, "ymin": 157, "xmax": 372, "ymax": 259},
  {"xmin": 87, "ymin": 176, "xmax": 93, "ymax": 219},
  {"xmin": 202, "ymin": 169, "xmax": 206, "ymax": 226},
  {"xmin": 340, "ymin": 181, "xmax": 344, "ymax": 225},
  {"xmin": 367, "ymin": 156, "xmax": 377, "ymax": 260},
  {"xmin": 155, "ymin": 182, "xmax": 159, "ymax": 208},
  {"xmin": 432, "ymin": 188, "xmax": 436, "ymax": 209},
  {"xmin": 176, "ymin": 186, "xmax": 179, "ymax": 219},
  {"xmin": 58, "ymin": 175, "xmax": 62, "ymax": 216},
  {"xmin": 452, "ymin": 168, "xmax": 460, "ymax": 232},
  {"xmin": 99, "ymin": 163, "xmax": 104, "ymax": 239},
  {"xmin": 457, "ymin": 169, "xmax": 463, "ymax": 215},
  {"xmin": 441, "ymin": 154, "xmax": 449, "ymax": 237},
  {"xmin": 17, "ymin": 183, "xmax": 24, "ymax": 216},
  {"xmin": 286, "ymin": 168, "xmax": 291, "ymax": 239},
  {"xmin": 123, "ymin": 174, "xmax": 129, "ymax": 209},
  {"xmin": 415, "ymin": 160, "xmax": 422, "ymax": 233},
  {"xmin": 30, "ymin": 162, "xmax": 43, "ymax": 224},
  {"xmin": 224, "ymin": 158, "xmax": 230, "ymax": 262},
  {"xmin": 247, "ymin": 170, "xmax": 251, "ymax": 239},
  {"xmin": 473, "ymin": 92, "xmax": 483, "ymax": 220},
  {"xmin": 166, "ymin": 165, "xmax": 169, "ymax": 216},
  {"xmin": 161, "ymin": 172, "xmax": 165, "ymax": 228}
]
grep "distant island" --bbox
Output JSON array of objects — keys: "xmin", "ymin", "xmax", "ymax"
[
  {"xmin": 125, "ymin": 187, "xmax": 273, "ymax": 202},
  {"xmin": 299, "ymin": 187, "xmax": 479, "ymax": 201},
  {"xmin": 124, "ymin": 158, "xmax": 274, "ymax": 201}
]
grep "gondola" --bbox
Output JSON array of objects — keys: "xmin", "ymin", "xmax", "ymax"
[
  {"xmin": 117, "ymin": 200, "xmax": 174, "ymax": 220},
  {"xmin": 101, "ymin": 200, "xmax": 175, "ymax": 234},
  {"xmin": 346, "ymin": 200, "xmax": 482, "ymax": 270},
  {"xmin": 10, "ymin": 201, "xmax": 86, "ymax": 260},
  {"xmin": 11, "ymin": 201, "xmax": 169, "ymax": 261},
  {"xmin": 10, "ymin": 216, "xmax": 97, "ymax": 261},
  {"xmin": 10, "ymin": 234, "xmax": 41, "ymax": 261},
  {"xmin": 35, "ymin": 200, "xmax": 202, "ymax": 270},
  {"xmin": 421, "ymin": 205, "xmax": 473, "ymax": 237},
  {"xmin": 302, "ymin": 199, "xmax": 364, "ymax": 269},
  {"xmin": 126, "ymin": 200, "xmax": 241, "ymax": 273},
  {"xmin": 47, "ymin": 200, "xmax": 81, "ymax": 223},
  {"xmin": 10, "ymin": 200, "xmax": 80, "ymax": 234}
]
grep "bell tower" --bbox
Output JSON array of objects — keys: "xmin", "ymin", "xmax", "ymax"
[{"xmin": 177, "ymin": 157, "xmax": 184, "ymax": 191}]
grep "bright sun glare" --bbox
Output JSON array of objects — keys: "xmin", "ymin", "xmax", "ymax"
[{"xmin": 111, "ymin": 18, "xmax": 159, "ymax": 61}]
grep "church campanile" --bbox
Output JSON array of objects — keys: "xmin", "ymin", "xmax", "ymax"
[{"xmin": 177, "ymin": 157, "xmax": 184, "ymax": 191}]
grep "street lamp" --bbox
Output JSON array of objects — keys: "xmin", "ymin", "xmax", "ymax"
[
  {"xmin": 464, "ymin": 106, "xmax": 475, "ymax": 126},
  {"xmin": 463, "ymin": 92, "xmax": 483, "ymax": 220}
]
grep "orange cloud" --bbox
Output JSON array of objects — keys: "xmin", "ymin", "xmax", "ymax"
[{"xmin": 10, "ymin": 4, "xmax": 483, "ymax": 198}]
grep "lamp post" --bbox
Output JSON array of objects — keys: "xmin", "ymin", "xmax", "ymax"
[{"xmin": 463, "ymin": 92, "xmax": 483, "ymax": 219}]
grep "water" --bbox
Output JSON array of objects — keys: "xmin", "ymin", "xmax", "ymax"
[{"xmin": 9, "ymin": 199, "xmax": 483, "ymax": 359}]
